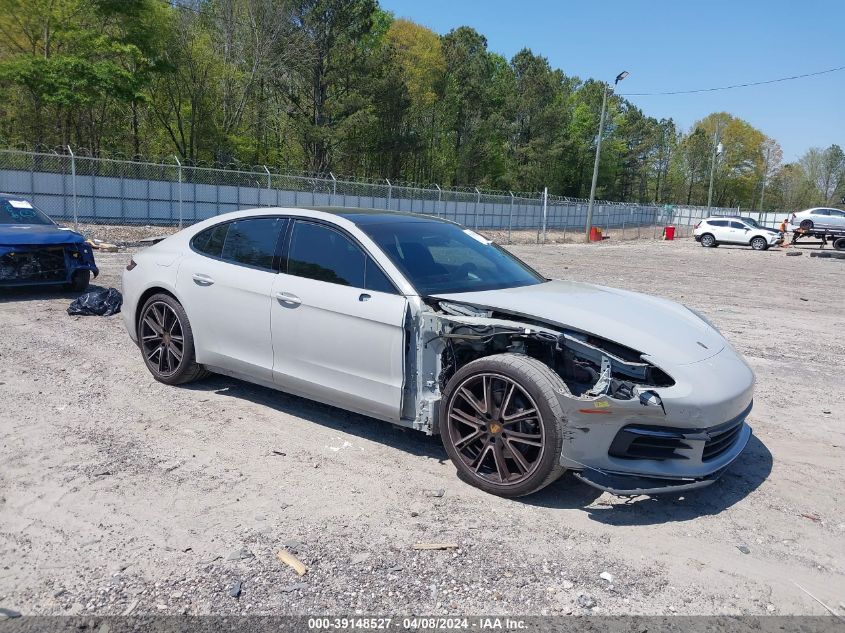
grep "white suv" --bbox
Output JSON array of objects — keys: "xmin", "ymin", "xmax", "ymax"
[{"xmin": 693, "ymin": 216, "xmax": 783, "ymax": 251}]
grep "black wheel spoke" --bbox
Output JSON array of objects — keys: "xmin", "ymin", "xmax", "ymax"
[
  {"xmin": 502, "ymin": 407, "xmax": 538, "ymax": 424},
  {"xmin": 506, "ymin": 430, "xmax": 544, "ymax": 447}
]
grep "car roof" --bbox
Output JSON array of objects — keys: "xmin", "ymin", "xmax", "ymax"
[
  {"xmin": 302, "ymin": 206, "xmax": 457, "ymax": 226},
  {"xmin": 192, "ymin": 206, "xmax": 458, "ymax": 228}
]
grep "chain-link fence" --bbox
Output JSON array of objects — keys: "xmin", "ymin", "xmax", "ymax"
[{"xmin": 0, "ymin": 147, "xmax": 785, "ymax": 243}]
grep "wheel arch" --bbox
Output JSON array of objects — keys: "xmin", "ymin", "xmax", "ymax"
[{"xmin": 135, "ymin": 286, "xmax": 180, "ymax": 336}]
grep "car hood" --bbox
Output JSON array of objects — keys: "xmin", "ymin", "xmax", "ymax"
[
  {"xmin": 432, "ymin": 280, "xmax": 725, "ymax": 365},
  {"xmin": 0, "ymin": 224, "xmax": 86, "ymax": 246}
]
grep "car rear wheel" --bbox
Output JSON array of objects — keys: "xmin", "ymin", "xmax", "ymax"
[
  {"xmin": 138, "ymin": 293, "xmax": 208, "ymax": 385},
  {"xmin": 750, "ymin": 236, "xmax": 768, "ymax": 251},
  {"xmin": 68, "ymin": 269, "xmax": 90, "ymax": 292},
  {"xmin": 700, "ymin": 233, "xmax": 716, "ymax": 247},
  {"xmin": 799, "ymin": 219, "xmax": 814, "ymax": 230},
  {"xmin": 440, "ymin": 353, "xmax": 567, "ymax": 498}
]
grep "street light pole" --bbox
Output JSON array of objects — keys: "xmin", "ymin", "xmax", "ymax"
[{"xmin": 585, "ymin": 71, "xmax": 628, "ymax": 241}]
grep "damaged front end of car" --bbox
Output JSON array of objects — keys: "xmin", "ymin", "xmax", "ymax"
[
  {"xmin": 0, "ymin": 240, "xmax": 98, "ymax": 288},
  {"xmin": 406, "ymin": 296, "xmax": 753, "ymax": 496}
]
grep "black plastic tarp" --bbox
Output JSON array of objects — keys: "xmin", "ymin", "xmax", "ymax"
[{"xmin": 67, "ymin": 288, "xmax": 123, "ymax": 316}]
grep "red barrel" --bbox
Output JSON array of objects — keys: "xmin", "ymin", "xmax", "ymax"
[
  {"xmin": 664, "ymin": 225, "xmax": 676, "ymax": 240},
  {"xmin": 589, "ymin": 227, "xmax": 602, "ymax": 242}
]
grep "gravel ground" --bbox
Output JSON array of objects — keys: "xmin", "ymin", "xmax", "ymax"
[{"xmin": 0, "ymin": 237, "xmax": 843, "ymax": 617}]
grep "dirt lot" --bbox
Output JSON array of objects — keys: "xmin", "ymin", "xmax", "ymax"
[{"xmin": 0, "ymin": 238, "xmax": 843, "ymax": 617}]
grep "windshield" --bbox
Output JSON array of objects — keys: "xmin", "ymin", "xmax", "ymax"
[
  {"xmin": 361, "ymin": 220, "xmax": 546, "ymax": 295},
  {"xmin": 0, "ymin": 198, "xmax": 56, "ymax": 226}
]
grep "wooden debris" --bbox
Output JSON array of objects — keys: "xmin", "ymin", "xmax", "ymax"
[
  {"xmin": 412, "ymin": 543, "xmax": 459, "ymax": 551},
  {"xmin": 276, "ymin": 549, "xmax": 308, "ymax": 576}
]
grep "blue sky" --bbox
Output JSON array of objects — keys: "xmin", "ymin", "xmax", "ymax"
[{"xmin": 379, "ymin": 0, "xmax": 844, "ymax": 163}]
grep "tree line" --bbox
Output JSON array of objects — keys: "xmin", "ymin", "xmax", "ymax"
[{"xmin": 0, "ymin": 0, "xmax": 842, "ymax": 210}]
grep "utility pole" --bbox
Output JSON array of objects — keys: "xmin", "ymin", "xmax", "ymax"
[
  {"xmin": 759, "ymin": 146, "xmax": 771, "ymax": 211},
  {"xmin": 707, "ymin": 120, "xmax": 722, "ymax": 209},
  {"xmin": 586, "ymin": 71, "xmax": 628, "ymax": 241}
]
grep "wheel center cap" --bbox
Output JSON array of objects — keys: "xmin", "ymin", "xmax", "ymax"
[{"xmin": 488, "ymin": 422, "xmax": 503, "ymax": 434}]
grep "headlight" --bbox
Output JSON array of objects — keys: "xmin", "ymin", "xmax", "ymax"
[{"xmin": 685, "ymin": 305, "xmax": 722, "ymax": 335}]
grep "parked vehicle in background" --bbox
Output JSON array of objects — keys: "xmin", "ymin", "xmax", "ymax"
[
  {"xmin": 0, "ymin": 194, "xmax": 97, "ymax": 290},
  {"xmin": 122, "ymin": 207, "xmax": 754, "ymax": 498},
  {"xmin": 693, "ymin": 216, "xmax": 783, "ymax": 250},
  {"xmin": 788, "ymin": 208, "xmax": 845, "ymax": 231}
]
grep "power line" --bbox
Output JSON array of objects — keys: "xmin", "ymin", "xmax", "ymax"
[{"xmin": 619, "ymin": 65, "xmax": 845, "ymax": 96}]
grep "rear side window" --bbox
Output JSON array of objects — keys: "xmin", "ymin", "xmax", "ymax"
[
  {"xmin": 708, "ymin": 220, "xmax": 728, "ymax": 227},
  {"xmin": 811, "ymin": 209, "xmax": 830, "ymax": 215},
  {"xmin": 220, "ymin": 217, "xmax": 285, "ymax": 270},
  {"xmin": 192, "ymin": 222, "xmax": 229, "ymax": 257}
]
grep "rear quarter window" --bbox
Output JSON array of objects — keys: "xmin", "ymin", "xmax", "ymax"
[{"xmin": 192, "ymin": 223, "xmax": 229, "ymax": 257}]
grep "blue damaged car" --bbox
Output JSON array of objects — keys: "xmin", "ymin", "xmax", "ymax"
[{"xmin": 0, "ymin": 194, "xmax": 98, "ymax": 291}]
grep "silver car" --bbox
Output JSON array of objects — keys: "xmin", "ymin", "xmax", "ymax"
[
  {"xmin": 789, "ymin": 207, "xmax": 845, "ymax": 231},
  {"xmin": 122, "ymin": 208, "xmax": 754, "ymax": 498}
]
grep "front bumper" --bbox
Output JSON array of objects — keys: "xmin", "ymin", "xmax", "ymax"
[
  {"xmin": 0, "ymin": 242, "xmax": 98, "ymax": 287},
  {"xmin": 558, "ymin": 345, "xmax": 755, "ymax": 494}
]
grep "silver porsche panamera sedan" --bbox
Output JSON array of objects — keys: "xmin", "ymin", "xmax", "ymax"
[{"xmin": 122, "ymin": 207, "xmax": 754, "ymax": 497}]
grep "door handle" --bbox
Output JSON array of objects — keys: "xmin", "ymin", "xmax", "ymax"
[
  {"xmin": 192, "ymin": 273, "xmax": 214, "ymax": 286},
  {"xmin": 359, "ymin": 293, "xmax": 371, "ymax": 302},
  {"xmin": 275, "ymin": 291, "xmax": 302, "ymax": 306}
]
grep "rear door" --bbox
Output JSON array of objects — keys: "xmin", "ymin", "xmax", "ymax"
[
  {"xmin": 270, "ymin": 219, "xmax": 408, "ymax": 421},
  {"xmin": 811, "ymin": 209, "xmax": 831, "ymax": 228},
  {"xmin": 707, "ymin": 219, "xmax": 731, "ymax": 242},
  {"xmin": 176, "ymin": 216, "xmax": 287, "ymax": 381}
]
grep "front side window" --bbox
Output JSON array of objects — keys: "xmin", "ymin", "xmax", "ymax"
[
  {"xmin": 288, "ymin": 221, "xmax": 366, "ymax": 287},
  {"xmin": 287, "ymin": 221, "xmax": 399, "ymax": 293},
  {"xmin": 729, "ymin": 221, "xmax": 746, "ymax": 229},
  {"xmin": 361, "ymin": 220, "xmax": 545, "ymax": 295}
]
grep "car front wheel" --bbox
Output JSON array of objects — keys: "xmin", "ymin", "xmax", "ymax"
[
  {"xmin": 750, "ymin": 236, "xmax": 768, "ymax": 251},
  {"xmin": 138, "ymin": 293, "xmax": 208, "ymax": 385},
  {"xmin": 68, "ymin": 269, "xmax": 90, "ymax": 292},
  {"xmin": 440, "ymin": 353, "xmax": 567, "ymax": 498},
  {"xmin": 799, "ymin": 219, "xmax": 813, "ymax": 230}
]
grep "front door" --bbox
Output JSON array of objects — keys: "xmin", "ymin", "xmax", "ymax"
[{"xmin": 270, "ymin": 219, "xmax": 408, "ymax": 421}]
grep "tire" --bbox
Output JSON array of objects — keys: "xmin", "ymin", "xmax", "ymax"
[
  {"xmin": 750, "ymin": 236, "xmax": 768, "ymax": 251},
  {"xmin": 68, "ymin": 269, "xmax": 90, "ymax": 292},
  {"xmin": 699, "ymin": 233, "xmax": 716, "ymax": 248},
  {"xmin": 440, "ymin": 353, "xmax": 567, "ymax": 498},
  {"xmin": 799, "ymin": 219, "xmax": 813, "ymax": 230},
  {"xmin": 137, "ymin": 293, "xmax": 208, "ymax": 385},
  {"xmin": 833, "ymin": 237, "xmax": 845, "ymax": 251}
]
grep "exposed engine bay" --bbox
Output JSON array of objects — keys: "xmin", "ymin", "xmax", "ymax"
[
  {"xmin": 407, "ymin": 298, "xmax": 675, "ymax": 433},
  {"xmin": 0, "ymin": 243, "xmax": 97, "ymax": 285}
]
